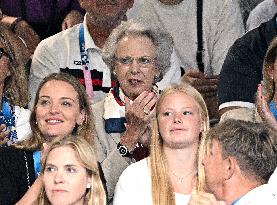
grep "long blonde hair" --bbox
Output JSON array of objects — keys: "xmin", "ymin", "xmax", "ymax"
[
  {"xmin": 149, "ymin": 82, "xmax": 209, "ymax": 205},
  {"xmin": 38, "ymin": 135, "xmax": 106, "ymax": 205}
]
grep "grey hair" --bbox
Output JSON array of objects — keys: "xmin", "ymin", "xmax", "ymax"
[{"xmin": 101, "ymin": 20, "xmax": 174, "ymax": 81}]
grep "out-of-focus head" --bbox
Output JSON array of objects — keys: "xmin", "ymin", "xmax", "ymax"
[
  {"xmin": 79, "ymin": 0, "xmax": 134, "ymax": 27},
  {"xmin": 39, "ymin": 135, "xmax": 106, "ymax": 205},
  {"xmin": 102, "ymin": 20, "xmax": 173, "ymax": 99},
  {"xmin": 200, "ymin": 119, "xmax": 277, "ymax": 200},
  {"xmin": 262, "ymin": 36, "xmax": 277, "ymax": 102},
  {"xmin": 0, "ymin": 23, "xmax": 29, "ymax": 107}
]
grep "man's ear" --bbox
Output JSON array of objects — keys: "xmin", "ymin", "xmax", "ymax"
[{"xmin": 223, "ymin": 156, "xmax": 236, "ymax": 180}]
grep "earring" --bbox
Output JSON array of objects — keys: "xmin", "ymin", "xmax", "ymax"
[
  {"xmin": 86, "ymin": 183, "xmax": 91, "ymax": 189},
  {"xmin": 113, "ymin": 71, "xmax": 117, "ymax": 77}
]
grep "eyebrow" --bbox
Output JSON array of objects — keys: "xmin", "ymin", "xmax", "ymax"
[{"xmin": 39, "ymin": 96, "xmax": 76, "ymax": 102}]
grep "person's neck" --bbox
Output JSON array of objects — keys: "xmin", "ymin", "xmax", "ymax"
[
  {"xmin": 86, "ymin": 14, "xmax": 125, "ymax": 48},
  {"xmin": 222, "ymin": 175, "xmax": 262, "ymax": 205},
  {"xmin": 163, "ymin": 145, "xmax": 198, "ymax": 194}
]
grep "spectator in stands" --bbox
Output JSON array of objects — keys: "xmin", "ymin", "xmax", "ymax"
[
  {"xmin": 38, "ymin": 136, "xmax": 106, "ymax": 205},
  {"xmin": 218, "ymin": 14, "xmax": 277, "ymax": 118},
  {"xmin": 189, "ymin": 120, "xmax": 277, "ymax": 205},
  {"xmin": 0, "ymin": 0, "xmax": 85, "ymax": 40},
  {"xmin": 0, "ymin": 23, "xmax": 31, "ymax": 146},
  {"xmin": 247, "ymin": 0, "xmax": 277, "ymax": 31},
  {"xmin": 0, "ymin": 73, "xmax": 98, "ymax": 204},
  {"xmin": 93, "ymin": 20, "xmax": 177, "ymax": 202},
  {"xmin": 113, "ymin": 82, "xmax": 209, "ymax": 205}
]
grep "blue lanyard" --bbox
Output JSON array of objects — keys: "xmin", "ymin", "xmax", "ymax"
[
  {"xmin": 79, "ymin": 24, "xmax": 94, "ymax": 99},
  {"xmin": 79, "ymin": 23, "xmax": 89, "ymax": 67},
  {"xmin": 1, "ymin": 96, "xmax": 17, "ymax": 145},
  {"xmin": 269, "ymin": 101, "xmax": 277, "ymax": 120},
  {"xmin": 33, "ymin": 150, "xmax": 41, "ymax": 178}
]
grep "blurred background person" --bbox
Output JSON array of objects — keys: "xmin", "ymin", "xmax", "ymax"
[
  {"xmin": 113, "ymin": 82, "xmax": 209, "ymax": 205},
  {"xmin": 190, "ymin": 120, "xmax": 277, "ymax": 205},
  {"xmin": 0, "ymin": 23, "xmax": 31, "ymax": 146},
  {"xmin": 218, "ymin": 14, "xmax": 277, "ymax": 118},
  {"xmin": 0, "ymin": 0, "xmax": 85, "ymax": 40},
  {"xmin": 0, "ymin": 73, "xmax": 97, "ymax": 205},
  {"xmin": 38, "ymin": 135, "xmax": 106, "ymax": 205},
  {"xmin": 0, "ymin": 8, "xmax": 40, "ymax": 54}
]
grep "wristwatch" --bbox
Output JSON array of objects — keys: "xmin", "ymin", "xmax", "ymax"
[{"xmin": 117, "ymin": 142, "xmax": 133, "ymax": 158}]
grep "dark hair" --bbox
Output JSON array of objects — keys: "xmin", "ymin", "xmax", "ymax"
[
  {"xmin": 0, "ymin": 23, "xmax": 30, "ymax": 107},
  {"xmin": 206, "ymin": 119, "xmax": 277, "ymax": 183},
  {"xmin": 14, "ymin": 72, "xmax": 96, "ymax": 150}
]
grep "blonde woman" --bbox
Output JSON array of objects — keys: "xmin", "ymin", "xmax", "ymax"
[
  {"xmin": 113, "ymin": 82, "xmax": 209, "ymax": 205},
  {"xmin": 38, "ymin": 135, "xmax": 106, "ymax": 205}
]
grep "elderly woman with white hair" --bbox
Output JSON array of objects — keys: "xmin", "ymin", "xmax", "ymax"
[{"xmin": 92, "ymin": 20, "xmax": 178, "ymax": 202}]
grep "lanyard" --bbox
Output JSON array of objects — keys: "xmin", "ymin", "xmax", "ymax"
[
  {"xmin": 33, "ymin": 150, "xmax": 41, "ymax": 178},
  {"xmin": 1, "ymin": 97, "xmax": 17, "ymax": 145},
  {"xmin": 79, "ymin": 24, "xmax": 93, "ymax": 99},
  {"xmin": 269, "ymin": 101, "xmax": 277, "ymax": 120}
]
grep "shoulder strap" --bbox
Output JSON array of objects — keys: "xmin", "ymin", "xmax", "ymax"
[{"xmin": 196, "ymin": 0, "xmax": 204, "ymax": 73}]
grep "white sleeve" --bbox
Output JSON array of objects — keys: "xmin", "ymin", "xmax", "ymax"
[
  {"xmin": 157, "ymin": 48, "xmax": 181, "ymax": 90},
  {"xmin": 28, "ymin": 40, "xmax": 60, "ymax": 108},
  {"xmin": 113, "ymin": 160, "xmax": 151, "ymax": 205}
]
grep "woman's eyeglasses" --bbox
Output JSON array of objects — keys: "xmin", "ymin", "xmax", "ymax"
[
  {"xmin": 114, "ymin": 56, "xmax": 156, "ymax": 68},
  {"xmin": 0, "ymin": 48, "xmax": 9, "ymax": 59}
]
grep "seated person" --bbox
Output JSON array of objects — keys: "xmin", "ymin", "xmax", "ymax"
[
  {"xmin": 0, "ymin": 73, "xmax": 97, "ymax": 204},
  {"xmin": 189, "ymin": 120, "xmax": 277, "ymax": 205},
  {"xmin": 37, "ymin": 135, "xmax": 106, "ymax": 205},
  {"xmin": 113, "ymin": 82, "xmax": 209, "ymax": 205},
  {"xmin": 93, "ymin": 20, "xmax": 178, "ymax": 202},
  {"xmin": 218, "ymin": 14, "xmax": 277, "ymax": 117},
  {"xmin": 0, "ymin": 23, "xmax": 31, "ymax": 146}
]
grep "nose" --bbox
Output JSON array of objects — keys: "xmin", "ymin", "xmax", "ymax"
[
  {"xmin": 54, "ymin": 170, "xmax": 65, "ymax": 184},
  {"xmin": 49, "ymin": 103, "xmax": 60, "ymax": 114},
  {"xmin": 129, "ymin": 59, "xmax": 141, "ymax": 74},
  {"xmin": 173, "ymin": 113, "xmax": 182, "ymax": 124}
]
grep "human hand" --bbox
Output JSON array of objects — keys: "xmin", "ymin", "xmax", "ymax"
[
  {"xmin": 182, "ymin": 70, "xmax": 218, "ymax": 98},
  {"xmin": 62, "ymin": 10, "xmax": 84, "ymax": 30},
  {"xmin": 189, "ymin": 191, "xmax": 226, "ymax": 205},
  {"xmin": 0, "ymin": 124, "xmax": 9, "ymax": 145},
  {"xmin": 121, "ymin": 91, "xmax": 158, "ymax": 150}
]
